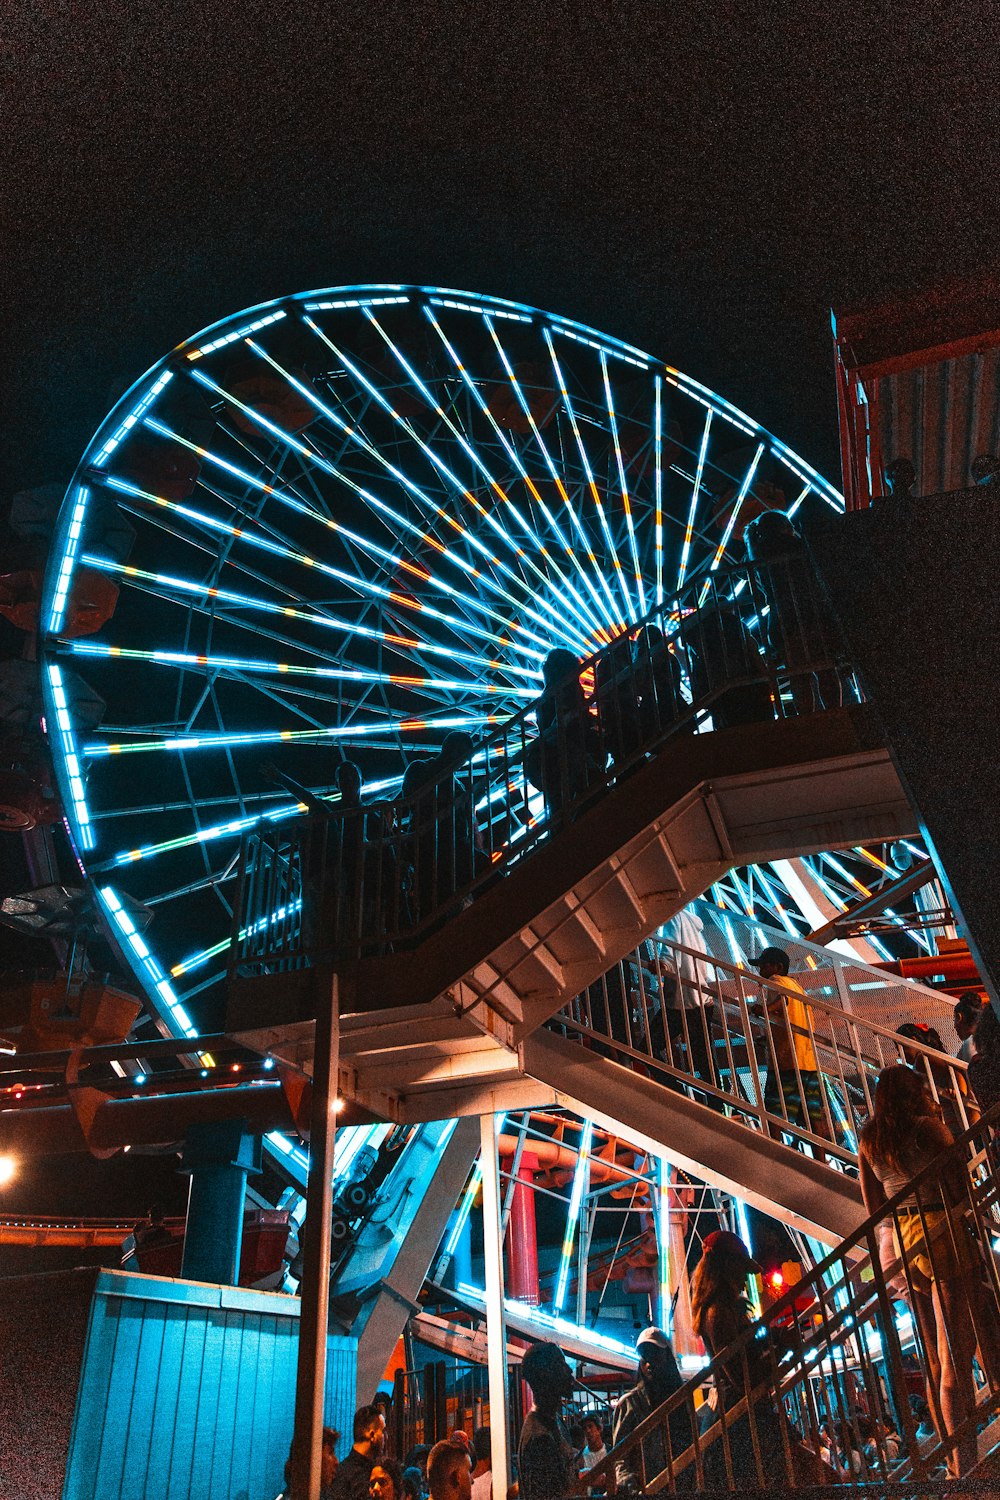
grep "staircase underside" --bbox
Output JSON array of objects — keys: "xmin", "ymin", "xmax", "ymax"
[
  {"xmin": 232, "ymin": 705, "xmax": 910, "ymax": 1058},
  {"xmin": 228, "ymin": 706, "xmax": 905, "ymax": 1233}
]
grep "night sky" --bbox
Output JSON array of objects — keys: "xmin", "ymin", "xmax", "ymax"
[
  {"xmin": 1, "ymin": 4, "xmax": 997, "ymax": 1233},
  {"xmin": 5, "ymin": 3, "xmax": 999, "ymax": 507}
]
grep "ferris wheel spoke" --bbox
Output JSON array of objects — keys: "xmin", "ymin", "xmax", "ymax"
[
  {"xmin": 99, "ymin": 473, "xmax": 549, "ymax": 665},
  {"xmin": 480, "ymin": 325, "xmax": 620, "ymax": 635},
  {"xmin": 675, "ymin": 408, "xmax": 713, "ymax": 592},
  {"xmin": 294, "ymin": 323, "xmax": 598, "ymax": 656},
  {"xmin": 65, "ymin": 641, "xmax": 531, "ymax": 703},
  {"xmin": 80, "ymin": 554, "xmax": 542, "ymax": 692},
  {"xmin": 599, "ymin": 353, "xmax": 646, "ymax": 619},
  {"xmin": 196, "ymin": 342, "xmax": 593, "ymax": 660},
  {"xmin": 484, "ymin": 317, "xmax": 621, "ymax": 639},
  {"xmin": 542, "ymin": 330, "xmax": 632, "ymax": 628},
  {"xmin": 358, "ymin": 308, "xmax": 610, "ymax": 651},
  {"xmin": 419, "ymin": 307, "xmax": 620, "ymax": 641},
  {"xmin": 141, "ymin": 435, "xmax": 551, "ymax": 658},
  {"xmin": 82, "ymin": 707, "xmax": 508, "ymax": 761},
  {"xmin": 696, "ymin": 443, "xmax": 767, "ymax": 603},
  {"xmin": 426, "ymin": 312, "xmax": 612, "ymax": 646}
]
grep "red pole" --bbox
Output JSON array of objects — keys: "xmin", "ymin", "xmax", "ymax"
[{"xmin": 504, "ymin": 1150, "xmax": 540, "ymax": 1305}]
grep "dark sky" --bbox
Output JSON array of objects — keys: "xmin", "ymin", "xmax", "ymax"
[{"xmin": 4, "ymin": 2, "xmax": 998, "ymax": 505}]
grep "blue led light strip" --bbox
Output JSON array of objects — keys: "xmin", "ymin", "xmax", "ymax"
[
  {"xmin": 97, "ymin": 885, "xmax": 200, "ymax": 1039},
  {"xmin": 419, "ymin": 307, "xmax": 613, "ymax": 646},
  {"xmin": 425, "ymin": 309, "xmax": 614, "ymax": 648},
  {"xmin": 84, "ymin": 710, "xmax": 502, "ymax": 760},
  {"xmin": 67, "ymin": 640, "xmax": 531, "ymax": 699},
  {"xmin": 101, "ymin": 473, "xmax": 547, "ymax": 663},
  {"xmin": 186, "ymin": 307, "xmax": 286, "ymax": 360},
  {"xmin": 654, "ymin": 376, "xmax": 664, "ymax": 608},
  {"xmin": 360, "ymin": 309, "xmax": 607, "ymax": 650},
  {"xmin": 81, "ymin": 554, "xmax": 542, "ymax": 684},
  {"xmin": 676, "ymin": 409, "xmax": 712, "ymax": 591},
  {"xmin": 91, "ymin": 370, "xmax": 174, "ymax": 466},
  {"xmin": 45, "ymin": 662, "xmax": 95, "ymax": 851},
  {"xmin": 47, "ymin": 486, "xmax": 91, "ymax": 636},
  {"xmin": 553, "ymin": 1119, "xmax": 593, "ymax": 1314},
  {"xmin": 542, "ymin": 330, "xmax": 627, "ymax": 628},
  {"xmin": 601, "ymin": 351, "xmax": 645, "ymax": 617},
  {"xmin": 485, "ymin": 316, "xmax": 615, "ymax": 640},
  {"xmin": 261, "ymin": 330, "xmax": 592, "ymax": 657}
]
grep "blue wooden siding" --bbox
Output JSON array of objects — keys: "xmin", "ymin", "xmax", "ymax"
[{"xmin": 63, "ymin": 1270, "xmax": 356, "ymax": 1500}]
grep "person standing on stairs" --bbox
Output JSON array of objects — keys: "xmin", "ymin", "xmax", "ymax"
[
  {"xmin": 954, "ymin": 992, "xmax": 984, "ymax": 1065},
  {"xmin": 968, "ymin": 1001, "xmax": 1000, "ymax": 1113},
  {"xmin": 612, "ymin": 1326, "xmax": 690, "ymax": 1493},
  {"xmin": 859, "ymin": 1065, "xmax": 988, "ymax": 1479},
  {"xmin": 517, "ymin": 1341, "xmax": 577, "ymax": 1500},
  {"xmin": 749, "ymin": 947, "xmax": 834, "ymax": 1161},
  {"xmin": 526, "ymin": 650, "xmax": 603, "ymax": 823},
  {"xmin": 690, "ymin": 1230, "xmax": 806, "ymax": 1487}
]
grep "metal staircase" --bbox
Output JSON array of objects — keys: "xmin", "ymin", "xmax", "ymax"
[
  {"xmin": 577, "ymin": 1102, "xmax": 1000, "ymax": 1494},
  {"xmin": 226, "ymin": 557, "xmax": 915, "ymax": 1136}
]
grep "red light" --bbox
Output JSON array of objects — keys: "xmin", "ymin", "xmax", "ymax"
[
  {"xmin": 231, "ymin": 1063, "xmax": 241, "ymax": 1073},
  {"xmin": 769, "ymin": 1271, "xmax": 784, "ymax": 1289}
]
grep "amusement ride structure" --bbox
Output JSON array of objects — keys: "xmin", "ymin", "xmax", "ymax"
[{"xmin": 3, "ymin": 283, "xmax": 1000, "ymax": 1499}]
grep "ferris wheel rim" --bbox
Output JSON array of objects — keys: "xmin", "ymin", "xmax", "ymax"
[{"xmin": 39, "ymin": 282, "xmax": 847, "ymax": 1050}]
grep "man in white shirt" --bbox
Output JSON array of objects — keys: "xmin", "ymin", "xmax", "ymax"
[{"xmin": 577, "ymin": 1415, "xmax": 608, "ymax": 1493}]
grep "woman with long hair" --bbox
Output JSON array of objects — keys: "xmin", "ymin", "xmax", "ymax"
[
  {"xmin": 859, "ymin": 1065, "xmax": 984, "ymax": 1477},
  {"xmin": 690, "ymin": 1230, "xmax": 789, "ymax": 1485}
]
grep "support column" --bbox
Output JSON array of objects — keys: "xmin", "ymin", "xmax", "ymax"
[
  {"xmin": 179, "ymin": 1118, "xmax": 261, "ymax": 1285},
  {"xmin": 505, "ymin": 1150, "xmax": 539, "ymax": 1305},
  {"xmin": 480, "ymin": 1111, "xmax": 511, "ymax": 1497},
  {"xmin": 293, "ymin": 969, "xmax": 341, "ymax": 1500}
]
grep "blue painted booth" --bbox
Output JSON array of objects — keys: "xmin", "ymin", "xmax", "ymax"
[{"xmin": 0, "ymin": 1267, "xmax": 356, "ymax": 1500}]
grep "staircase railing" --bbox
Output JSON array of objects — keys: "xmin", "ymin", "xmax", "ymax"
[
  {"xmin": 551, "ymin": 935, "xmax": 975, "ymax": 1171},
  {"xmin": 574, "ymin": 1099, "xmax": 1000, "ymax": 1493},
  {"xmin": 229, "ymin": 553, "xmax": 860, "ymax": 975}
]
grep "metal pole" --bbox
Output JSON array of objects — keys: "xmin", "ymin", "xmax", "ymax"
[
  {"xmin": 480, "ymin": 1110, "xmax": 511, "ymax": 1496},
  {"xmin": 293, "ymin": 969, "xmax": 341, "ymax": 1500}
]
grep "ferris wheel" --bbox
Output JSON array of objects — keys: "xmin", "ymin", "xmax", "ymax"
[{"xmin": 40, "ymin": 284, "xmax": 846, "ymax": 1041}]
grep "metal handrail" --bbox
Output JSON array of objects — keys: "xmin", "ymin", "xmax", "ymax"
[
  {"xmin": 576, "ymin": 1099, "xmax": 1000, "ymax": 1493},
  {"xmin": 554, "ymin": 936, "xmax": 974, "ymax": 1168},
  {"xmin": 230, "ymin": 552, "xmax": 858, "ymax": 973}
]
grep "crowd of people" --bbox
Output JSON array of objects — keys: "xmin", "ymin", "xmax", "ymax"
[{"xmin": 278, "ymin": 997, "xmax": 1000, "ymax": 1497}]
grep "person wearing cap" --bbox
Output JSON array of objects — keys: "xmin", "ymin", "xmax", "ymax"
[
  {"xmin": 611, "ymin": 1326, "xmax": 690, "ymax": 1493},
  {"xmin": 691, "ymin": 1231, "xmax": 791, "ymax": 1485},
  {"xmin": 517, "ymin": 1341, "xmax": 577, "ymax": 1500},
  {"xmin": 748, "ymin": 947, "xmax": 833, "ymax": 1161}
]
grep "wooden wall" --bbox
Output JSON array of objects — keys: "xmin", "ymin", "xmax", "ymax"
[{"xmin": 60, "ymin": 1268, "xmax": 356, "ymax": 1500}]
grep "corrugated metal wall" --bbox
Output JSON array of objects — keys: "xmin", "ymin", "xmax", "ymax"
[{"xmin": 63, "ymin": 1269, "xmax": 356, "ymax": 1500}]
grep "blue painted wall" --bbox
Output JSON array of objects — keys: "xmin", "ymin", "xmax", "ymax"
[{"xmin": 63, "ymin": 1269, "xmax": 356, "ymax": 1500}]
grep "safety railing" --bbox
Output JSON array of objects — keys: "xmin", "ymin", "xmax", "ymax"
[
  {"xmin": 229, "ymin": 552, "xmax": 859, "ymax": 973},
  {"xmin": 552, "ymin": 936, "xmax": 976, "ymax": 1170},
  {"xmin": 577, "ymin": 1099, "xmax": 1000, "ymax": 1493}
]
